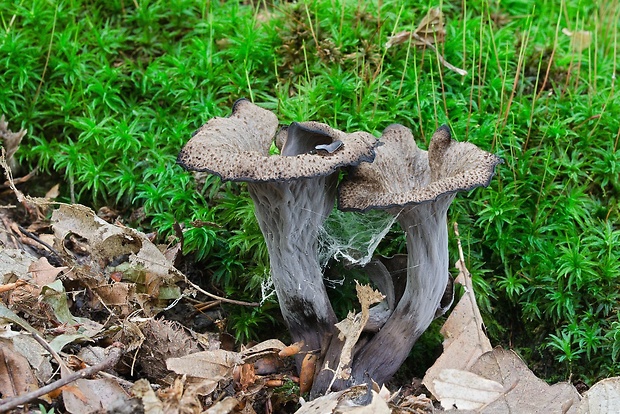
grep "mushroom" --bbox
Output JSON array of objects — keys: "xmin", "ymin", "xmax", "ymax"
[
  {"xmin": 177, "ymin": 99, "xmax": 378, "ymax": 354},
  {"xmin": 333, "ymin": 123, "xmax": 502, "ymax": 387}
]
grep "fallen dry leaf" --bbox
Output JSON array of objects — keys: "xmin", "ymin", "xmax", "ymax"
[
  {"xmin": 205, "ymin": 396, "xmax": 239, "ymax": 414},
  {"xmin": 332, "ymin": 283, "xmax": 383, "ymax": 382},
  {"xmin": 562, "ymin": 28, "xmax": 592, "ymax": 52},
  {"xmin": 423, "ymin": 225, "xmax": 581, "ymax": 413},
  {"xmin": 11, "ymin": 333, "xmax": 53, "ymax": 384},
  {"xmin": 28, "ymin": 257, "xmax": 66, "ymax": 286},
  {"xmin": 166, "ymin": 349, "xmax": 243, "ymax": 380},
  {"xmin": 0, "ymin": 115, "xmax": 26, "ymax": 168},
  {"xmin": 295, "ymin": 384, "xmax": 391, "ymax": 414},
  {"xmin": 132, "ymin": 378, "xmax": 165, "ymax": 414},
  {"xmin": 470, "ymin": 347, "xmax": 581, "ymax": 413},
  {"xmin": 385, "ymin": 7, "xmax": 466, "ymax": 75},
  {"xmin": 299, "ymin": 353, "xmax": 318, "ymax": 394},
  {"xmin": 422, "ymin": 255, "xmax": 492, "ymax": 397},
  {"xmin": 577, "ymin": 377, "xmax": 620, "ymax": 414},
  {"xmin": 432, "ymin": 368, "xmax": 504, "ymax": 410},
  {"xmin": 279, "ymin": 340, "xmax": 304, "ymax": 358},
  {"xmin": 386, "ymin": 8, "xmax": 445, "ymax": 48},
  {"xmin": 51, "ymin": 204, "xmax": 182, "ymax": 316},
  {"xmin": 241, "ymin": 338, "xmax": 287, "ymax": 362},
  {"xmin": 63, "ymin": 377, "xmax": 133, "ymax": 414},
  {"xmin": 0, "ymin": 249, "xmax": 38, "ymax": 284},
  {"xmin": 0, "ymin": 339, "xmax": 39, "ymax": 398}
]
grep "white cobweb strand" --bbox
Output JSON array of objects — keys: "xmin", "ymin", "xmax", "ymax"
[
  {"xmin": 318, "ymin": 209, "xmax": 397, "ymax": 274},
  {"xmin": 259, "ymin": 270, "xmax": 277, "ymax": 306}
]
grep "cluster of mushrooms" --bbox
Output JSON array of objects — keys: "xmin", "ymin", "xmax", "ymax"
[{"xmin": 178, "ymin": 99, "xmax": 502, "ymax": 397}]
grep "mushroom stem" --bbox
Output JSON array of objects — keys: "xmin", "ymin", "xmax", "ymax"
[
  {"xmin": 349, "ymin": 198, "xmax": 452, "ymax": 385},
  {"xmin": 248, "ymin": 177, "xmax": 338, "ymax": 353}
]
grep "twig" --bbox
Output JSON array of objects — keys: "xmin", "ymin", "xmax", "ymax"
[
  {"xmin": 30, "ymin": 330, "xmax": 69, "ymax": 375},
  {"xmin": 411, "ymin": 32, "xmax": 468, "ymax": 76},
  {"xmin": 453, "ymin": 222, "xmax": 466, "ymax": 265},
  {"xmin": 184, "ymin": 277, "xmax": 259, "ymax": 307},
  {"xmin": 16, "ymin": 224, "xmax": 64, "ymax": 264},
  {"xmin": 0, "ymin": 168, "xmax": 37, "ymax": 189},
  {"xmin": 0, "ymin": 345, "xmax": 123, "ymax": 412}
]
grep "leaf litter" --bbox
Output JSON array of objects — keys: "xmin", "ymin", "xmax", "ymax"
[{"xmin": 2, "ymin": 121, "xmax": 620, "ymax": 413}]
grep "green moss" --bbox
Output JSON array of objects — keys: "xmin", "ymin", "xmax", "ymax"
[{"xmin": 2, "ymin": 0, "xmax": 619, "ymax": 384}]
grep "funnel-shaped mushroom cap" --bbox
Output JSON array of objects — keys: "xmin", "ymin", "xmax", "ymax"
[
  {"xmin": 178, "ymin": 100, "xmax": 378, "ymax": 182},
  {"xmin": 338, "ymin": 124, "xmax": 502, "ymax": 211}
]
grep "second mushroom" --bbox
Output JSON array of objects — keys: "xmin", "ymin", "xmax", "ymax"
[{"xmin": 312, "ymin": 123, "xmax": 502, "ymax": 392}]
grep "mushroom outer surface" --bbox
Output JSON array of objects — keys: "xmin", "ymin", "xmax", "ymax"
[
  {"xmin": 178, "ymin": 100, "xmax": 379, "ymax": 182},
  {"xmin": 337, "ymin": 124, "xmax": 502, "ymax": 212}
]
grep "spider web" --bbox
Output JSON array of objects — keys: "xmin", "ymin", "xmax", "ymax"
[{"xmin": 318, "ymin": 209, "xmax": 397, "ymax": 270}]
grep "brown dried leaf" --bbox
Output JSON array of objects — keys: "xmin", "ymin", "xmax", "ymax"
[
  {"xmin": 432, "ymin": 368, "xmax": 504, "ymax": 410},
  {"xmin": 0, "ymin": 339, "xmax": 39, "ymax": 398},
  {"xmin": 63, "ymin": 378, "xmax": 133, "ymax": 414},
  {"xmin": 471, "ymin": 348, "xmax": 581, "ymax": 413},
  {"xmin": 422, "ymin": 258, "xmax": 492, "ymax": 397},
  {"xmin": 51, "ymin": 204, "xmax": 182, "ymax": 315},
  {"xmin": 156, "ymin": 376, "xmax": 216, "ymax": 414},
  {"xmin": 0, "ymin": 115, "xmax": 26, "ymax": 166},
  {"xmin": 206, "ymin": 396, "xmax": 239, "ymax": 414},
  {"xmin": 241, "ymin": 338, "xmax": 287, "ymax": 362},
  {"xmin": 132, "ymin": 379, "xmax": 165, "ymax": 414},
  {"xmin": 44, "ymin": 183, "xmax": 60, "ymax": 199},
  {"xmin": 28, "ymin": 257, "xmax": 66, "ymax": 286},
  {"xmin": 279, "ymin": 340, "xmax": 304, "ymax": 358},
  {"xmin": 562, "ymin": 28, "xmax": 592, "ymax": 52},
  {"xmin": 384, "ymin": 7, "xmax": 466, "ymax": 75},
  {"xmin": 299, "ymin": 353, "xmax": 317, "ymax": 394},
  {"xmin": 11, "ymin": 334, "xmax": 53, "ymax": 384},
  {"xmin": 334, "ymin": 283, "xmax": 383, "ymax": 373},
  {"xmin": 577, "ymin": 377, "xmax": 620, "ymax": 413},
  {"xmin": 237, "ymin": 363, "xmax": 257, "ymax": 389},
  {"xmin": 413, "ymin": 7, "xmax": 445, "ymax": 44},
  {"xmin": 295, "ymin": 385, "xmax": 391, "ymax": 414},
  {"xmin": 385, "ymin": 8, "xmax": 445, "ymax": 48},
  {"xmin": 1, "ymin": 249, "xmax": 37, "ymax": 283},
  {"xmin": 166, "ymin": 349, "xmax": 243, "ymax": 379}
]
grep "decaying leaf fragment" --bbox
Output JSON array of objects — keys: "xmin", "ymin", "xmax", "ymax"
[
  {"xmin": 385, "ymin": 8, "xmax": 466, "ymax": 76},
  {"xmin": 28, "ymin": 257, "xmax": 66, "ymax": 286},
  {"xmin": 0, "ymin": 340, "xmax": 39, "ymax": 399},
  {"xmin": 295, "ymin": 384, "xmax": 391, "ymax": 414},
  {"xmin": 0, "ymin": 115, "xmax": 26, "ymax": 169},
  {"xmin": 386, "ymin": 7, "xmax": 445, "ymax": 48},
  {"xmin": 432, "ymin": 368, "xmax": 504, "ymax": 410},
  {"xmin": 63, "ymin": 378, "xmax": 133, "ymax": 414},
  {"xmin": 469, "ymin": 348, "xmax": 581, "ymax": 413},
  {"xmin": 577, "ymin": 377, "xmax": 620, "ymax": 414},
  {"xmin": 422, "ymin": 247, "xmax": 492, "ymax": 397},
  {"xmin": 132, "ymin": 379, "xmax": 164, "ymax": 413},
  {"xmin": 562, "ymin": 28, "xmax": 592, "ymax": 52},
  {"xmin": 423, "ymin": 224, "xmax": 581, "ymax": 413},
  {"xmin": 51, "ymin": 204, "xmax": 182, "ymax": 315},
  {"xmin": 166, "ymin": 349, "xmax": 243, "ymax": 380},
  {"xmin": 330, "ymin": 283, "xmax": 383, "ymax": 385}
]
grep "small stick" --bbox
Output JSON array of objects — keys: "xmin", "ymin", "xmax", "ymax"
[
  {"xmin": 0, "ymin": 345, "xmax": 123, "ymax": 412},
  {"xmin": 17, "ymin": 224, "xmax": 64, "ymax": 262},
  {"xmin": 30, "ymin": 330, "xmax": 69, "ymax": 374},
  {"xmin": 411, "ymin": 32, "xmax": 468, "ymax": 76},
  {"xmin": 184, "ymin": 277, "xmax": 259, "ymax": 307},
  {"xmin": 453, "ymin": 222, "xmax": 466, "ymax": 265}
]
